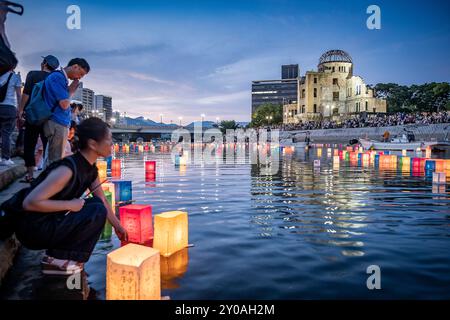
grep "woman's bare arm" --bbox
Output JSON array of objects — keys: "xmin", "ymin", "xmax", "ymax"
[{"xmin": 23, "ymin": 166, "xmax": 82, "ymax": 212}]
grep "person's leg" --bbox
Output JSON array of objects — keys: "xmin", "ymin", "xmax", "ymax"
[
  {"xmin": 0, "ymin": 106, "xmax": 16, "ymax": 160},
  {"xmin": 23, "ymin": 123, "xmax": 39, "ymax": 178},
  {"xmin": 39, "ymin": 124, "xmax": 48, "ymax": 159},
  {"xmin": 46, "ymin": 197, "xmax": 107, "ymax": 262},
  {"xmin": 16, "ymin": 197, "xmax": 107, "ymax": 263},
  {"xmin": 45, "ymin": 120, "xmax": 68, "ymax": 165}
]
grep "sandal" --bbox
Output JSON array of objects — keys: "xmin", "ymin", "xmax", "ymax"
[
  {"xmin": 19, "ymin": 176, "xmax": 35, "ymax": 184},
  {"xmin": 41, "ymin": 256, "xmax": 84, "ymax": 275}
]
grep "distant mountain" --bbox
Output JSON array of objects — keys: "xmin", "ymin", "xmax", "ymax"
[
  {"xmin": 123, "ymin": 116, "xmax": 177, "ymax": 127},
  {"xmin": 185, "ymin": 121, "xmax": 216, "ymax": 128}
]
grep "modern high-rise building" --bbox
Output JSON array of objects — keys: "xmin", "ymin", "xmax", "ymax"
[
  {"xmin": 251, "ymin": 79, "xmax": 298, "ymax": 115},
  {"xmin": 72, "ymin": 82, "xmax": 95, "ymax": 114},
  {"xmin": 95, "ymin": 95, "xmax": 113, "ymax": 122},
  {"xmin": 283, "ymin": 50, "xmax": 386, "ymax": 123},
  {"xmin": 281, "ymin": 64, "xmax": 299, "ymax": 79}
]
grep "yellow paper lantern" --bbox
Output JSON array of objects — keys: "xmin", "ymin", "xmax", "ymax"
[
  {"xmin": 97, "ymin": 160, "xmax": 107, "ymax": 181},
  {"xmin": 153, "ymin": 211, "xmax": 188, "ymax": 257},
  {"xmin": 317, "ymin": 148, "xmax": 322, "ymax": 157},
  {"xmin": 106, "ymin": 244, "xmax": 161, "ymax": 300}
]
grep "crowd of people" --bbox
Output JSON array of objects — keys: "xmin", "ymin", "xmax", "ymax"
[
  {"xmin": 268, "ymin": 111, "xmax": 450, "ymax": 132},
  {"xmin": 0, "ymin": 2, "xmax": 127, "ymax": 276}
]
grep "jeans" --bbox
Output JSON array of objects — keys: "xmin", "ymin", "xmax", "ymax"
[
  {"xmin": 23, "ymin": 122, "xmax": 48, "ymax": 167},
  {"xmin": 16, "ymin": 196, "xmax": 108, "ymax": 263},
  {"xmin": 44, "ymin": 119, "xmax": 68, "ymax": 166},
  {"xmin": 0, "ymin": 105, "xmax": 17, "ymax": 160}
]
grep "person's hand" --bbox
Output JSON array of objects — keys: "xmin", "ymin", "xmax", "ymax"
[
  {"xmin": 114, "ymin": 224, "xmax": 128, "ymax": 242},
  {"xmin": 67, "ymin": 199, "xmax": 85, "ymax": 212}
]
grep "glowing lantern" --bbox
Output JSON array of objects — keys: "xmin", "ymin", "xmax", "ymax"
[
  {"xmin": 106, "ymin": 156, "xmax": 112, "ymax": 170},
  {"xmin": 334, "ymin": 149, "xmax": 339, "ymax": 156},
  {"xmin": 102, "ymin": 182, "xmax": 116, "ymax": 212},
  {"xmin": 313, "ymin": 159, "xmax": 320, "ymax": 167},
  {"xmin": 111, "ymin": 159, "xmax": 121, "ymax": 177},
  {"xmin": 97, "ymin": 160, "xmax": 107, "ymax": 181},
  {"xmin": 114, "ymin": 144, "xmax": 119, "ymax": 153},
  {"xmin": 432, "ymin": 172, "xmax": 446, "ymax": 184},
  {"xmin": 317, "ymin": 148, "xmax": 322, "ymax": 157},
  {"xmin": 425, "ymin": 147, "xmax": 431, "ymax": 159},
  {"xmin": 153, "ymin": 211, "xmax": 188, "ymax": 257},
  {"xmin": 444, "ymin": 160, "xmax": 450, "ymax": 173},
  {"xmin": 344, "ymin": 151, "xmax": 350, "ymax": 161},
  {"xmin": 350, "ymin": 152, "xmax": 358, "ymax": 162},
  {"xmin": 358, "ymin": 146, "xmax": 363, "ymax": 153},
  {"xmin": 145, "ymin": 161, "xmax": 156, "ymax": 174},
  {"xmin": 415, "ymin": 147, "xmax": 422, "ymax": 156},
  {"xmin": 400, "ymin": 156, "xmax": 410, "ymax": 167},
  {"xmin": 434, "ymin": 159, "xmax": 445, "ymax": 172},
  {"xmin": 402, "ymin": 149, "xmax": 407, "ymax": 157},
  {"xmin": 333, "ymin": 155, "xmax": 340, "ymax": 166},
  {"xmin": 119, "ymin": 204, "xmax": 153, "ymax": 246},
  {"xmin": 425, "ymin": 160, "xmax": 436, "ymax": 172},
  {"xmin": 362, "ymin": 153, "xmax": 370, "ymax": 163},
  {"xmin": 106, "ymin": 244, "xmax": 160, "ymax": 300},
  {"xmin": 346, "ymin": 146, "xmax": 353, "ymax": 152},
  {"xmin": 112, "ymin": 180, "xmax": 133, "ymax": 202},
  {"xmin": 100, "ymin": 191, "xmax": 113, "ymax": 240},
  {"xmin": 139, "ymin": 145, "xmax": 144, "ymax": 153}
]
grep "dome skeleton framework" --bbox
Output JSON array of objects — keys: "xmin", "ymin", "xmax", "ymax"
[{"xmin": 318, "ymin": 49, "xmax": 353, "ymax": 67}]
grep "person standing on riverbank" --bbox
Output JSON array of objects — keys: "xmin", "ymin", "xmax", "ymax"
[
  {"xmin": 43, "ymin": 58, "xmax": 90, "ymax": 166},
  {"xmin": 18, "ymin": 55, "xmax": 60, "ymax": 183},
  {"xmin": 0, "ymin": 66, "xmax": 21, "ymax": 165}
]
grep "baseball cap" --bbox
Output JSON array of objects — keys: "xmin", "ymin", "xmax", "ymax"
[{"xmin": 41, "ymin": 55, "xmax": 60, "ymax": 70}]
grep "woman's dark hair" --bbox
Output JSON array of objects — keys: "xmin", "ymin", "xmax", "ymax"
[{"xmin": 74, "ymin": 118, "xmax": 110, "ymax": 151}]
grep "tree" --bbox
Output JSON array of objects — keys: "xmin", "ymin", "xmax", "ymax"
[
  {"xmin": 218, "ymin": 120, "xmax": 239, "ymax": 134},
  {"xmin": 250, "ymin": 103, "xmax": 283, "ymax": 127}
]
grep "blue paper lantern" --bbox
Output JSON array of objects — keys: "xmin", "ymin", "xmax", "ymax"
[
  {"xmin": 112, "ymin": 180, "xmax": 133, "ymax": 202},
  {"xmin": 425, "ymin": 160, "xmax": 436, "ymax": 172},
  {"xmin": 106, "ymin": 156, "xmax": 112, "ymax": 170}
]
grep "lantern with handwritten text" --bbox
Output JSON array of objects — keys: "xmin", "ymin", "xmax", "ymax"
[{"xmin": 106, "ymin": 244, "xmax": 160, "ymax": 300}]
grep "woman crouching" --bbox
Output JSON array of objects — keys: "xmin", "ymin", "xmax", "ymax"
[{"xmin": 16, "ymin": 117, "xmax": 128, "ymax": 275}]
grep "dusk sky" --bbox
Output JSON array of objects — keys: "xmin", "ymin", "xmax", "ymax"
[{"xmin": 7, "ymin": 0, "xmax": 450, "ymax": 123}]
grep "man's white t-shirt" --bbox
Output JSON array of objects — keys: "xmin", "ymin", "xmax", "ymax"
[{"xmin": 0, "ymin": 71, "xmax": 22, "ymax": 107}]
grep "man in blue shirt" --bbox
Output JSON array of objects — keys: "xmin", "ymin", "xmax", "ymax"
[{"xmin": 43, "ymin": 58, "xmax": 90, "ymax": 165}]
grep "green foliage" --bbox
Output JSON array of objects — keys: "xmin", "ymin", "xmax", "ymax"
[
  {"xmin": 250, "ymin": 103, "xmax": 283, "ymax": 127},
  {"xmin": 218, "ymin": 120, "xmax": 239, "ymax": 134},
  {"xmin": 374, "ymin": 82, "xmax": 450, "ymax": 112}
]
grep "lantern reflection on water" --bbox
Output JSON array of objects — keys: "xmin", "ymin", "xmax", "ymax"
[
  {"xmin": 160, "ymin": 247, "xmax": 189, "ymax": 290},
  {"xmin": 106, "ymin": 244, "xmax": 160, "ymax": 300},
  {"xmin": 119, "ymin": 204, "xmax": 153, "ymax": 246},
  {"xmin": 153, "ymin": 211, "xmax": 188, "ymax": 257},
  {"xmin": 432, "ymin": 172, "xmax": 446, "ymax": 185},
  {"xmin": 145, "ymin": 160, "xmax": 156, "ymax": 174}
]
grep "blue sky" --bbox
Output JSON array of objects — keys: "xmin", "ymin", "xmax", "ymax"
[{"xmin": 7, "ymin": 0, "xmax": 450, "ymax": 123}]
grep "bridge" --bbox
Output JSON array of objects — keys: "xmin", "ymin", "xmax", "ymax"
[{"xmin": 110, "ymin": 124, "xmax": 214, "ymax": 141}]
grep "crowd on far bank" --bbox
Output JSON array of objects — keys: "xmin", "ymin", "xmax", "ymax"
[{"xmin": 267, "ymin": 111, "xmax": 450, "ymax": 131}]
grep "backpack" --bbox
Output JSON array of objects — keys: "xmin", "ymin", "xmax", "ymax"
[
  {"xmin": 0, "ymin": 34, "xmax": 18, "ymax": 77},
  {"xmin": 0, "ymin": 72, "xmax": 13, "ymax": 103},
  {"xmin": 0, "ymin": 157, "xmax": 78, "ymax": 240},
  {"xmin": 24, "ymin": 70, "xmax": 64, "ymax": 126}
]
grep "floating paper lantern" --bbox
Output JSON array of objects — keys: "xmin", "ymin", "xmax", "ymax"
[
  {"xmin": 111, "ymin": 159, "xmax": 122, "ymax": 177},
  {"xmin": 313, "ymin": 159, "xmax": 321, "ymax": 167},
  {"xmin": 145, "ymin": 161, "xmax": 156, "ymax": 174},
  {"xmin": 425, "ymin": 160, "xmax": 436, "ymax": 172},
  {"xmin": 153, "ymin": 211, "xmax": 188, "ymax": 257},
  {"xmin": 114, "ymin": 144, "xmax": 120, "ymax": 153},
  {"xmin": 106, "ymin": 244, "xmax": 160, "ymax": 300},
  {"xmin": 434, "ymin": 159, "xmax": 444, "ymax": 172},
  {"xmin": 432, "ymin": 172, "xmax": 446, "ymax": 184},
  {"xmin": 100, "ymin": 191, "xmax": 113, "ymax": 240},
  {"xmin": 97, "ymin": 160, "xmax": 107, "ymax": 181},
  {"xmin": 346, "ymin": 146, "xmax": 353, "ymax": 152},
  {"xmin": 334, "ymin": 149, "xmax": 339, "ymax": 156},
  {"xmin": 102, "ymin": 182, "xmax": 116, "ymax": 211},
  {"xmin": 139, "ymin": 145, "xmax": 144, "ymax": 153},
  {"xmin": 425, "ymin": 147, "xmax": 431, "ymax": 159},
  {"xmin": 317, "ymin": 148, "xmax": 322, "ymax": 157},
  {"xmin": 362, "ymin": 153, "xmax": 370, "ymax": 163},
  {"xmin": 106, "ymin": 156, "xmax": 112, "ymax": 170},
  {"xmin": 344, "ymin": 151, "xmax": 350, "ymax": 161},
  {"xmin": 119, "ymin": 204, "xmax": 153, "ymax": 246},
  {"xmin": 112, "ymin": 180, "xmax": 133, "ymax": 202},
  {"xmin": 402, "ymin": 149, "xmax": 407, "ymax": 157},
  {"xmin": 444, "ymin": 159, "xmax": 450, "ymax": 173},
  {"xmin": 400, "ymin": 156, "xmax": 410, "ymax": 167},
  {"xmin": 350, "ymin": 152, "xmax": 358, "ymax": 162},
  {"xmin": 333, "ymin": 155, "xmax": 340, "ymax": 166}
]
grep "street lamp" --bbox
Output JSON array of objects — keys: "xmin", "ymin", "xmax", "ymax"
[
  {"xmin": 160, "ymin": 114, "xmax": 163, "ymax": 124},
  {"xmin": 216, "ymin": 117, "xmax": 220, "ymax": 124},
  {"xmin": 201, "ymin": 114, "xmax": 205, "ymax": 122},
  {"xmin": 178, "ymin": 116, "xmax": 183, "ymax": 126}
]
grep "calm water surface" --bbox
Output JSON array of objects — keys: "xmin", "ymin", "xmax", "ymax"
[{"xmin": 83, "ymin": 146, "xmax": 450, "ymax": 299}]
